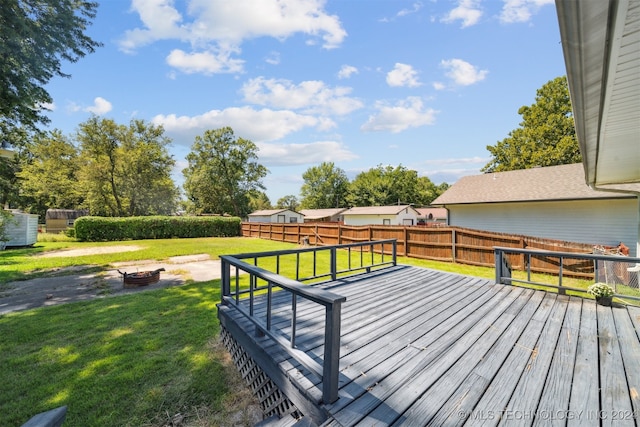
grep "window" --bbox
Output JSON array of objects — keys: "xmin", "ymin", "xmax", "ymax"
[
  {"xmin": 289, "ymin": 217, "xmax": 298, "ymax": 223},
  {"xmin": 383, "ymin": 219, "xmax": 391, "ymax": 225},
  {"xmin": 403, "ymin": 219, "xmax": 414, "ymax": 226}
]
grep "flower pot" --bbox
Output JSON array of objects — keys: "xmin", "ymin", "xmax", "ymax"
[{"xmin": 596, "ymin": 296, "xmax": 612, "ymax": 306}]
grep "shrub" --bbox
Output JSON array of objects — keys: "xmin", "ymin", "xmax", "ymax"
[{"xmin": 74, "ymin": 216, "xmax": 241, "ymax": 241}]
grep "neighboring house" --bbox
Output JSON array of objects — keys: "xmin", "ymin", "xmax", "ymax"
[
  {"xmin": 341, "ymin": 205, "xmax": 420, "ymax": 226},
  {"xmin": 45, "ymin": 209, "xmax": 89, "ymax": 234},
  {"xmin": 3, "ymin": 210, "xmax": 38, "ymax": 247},
  {"xmin": 247, "ymin": 209, "xmax": 304, "ymax": 223},
  {"xmin": 415, "ymin": 207, "xmax": 448, "ymax": 225},
  {"xmin": 432, "ymin": 163, "xmax": 640, "ymax": 255},
  {"xmin": 298, "ymin": 208, "xmax": 347, "ymax": 223}
]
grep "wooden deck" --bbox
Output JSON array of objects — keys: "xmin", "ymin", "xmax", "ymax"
[{"xmin": 218, "ymin": 265, "xmax": 640, "ymax": 426}]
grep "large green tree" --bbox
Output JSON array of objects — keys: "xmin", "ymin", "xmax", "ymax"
[
  {"xmin": 483, "ymin": 76, "xmax": 580, "ymax": 172},
  {"xmin": 16, "ymin": 130, "xmax": 83, "ymax": 219},
  {"xmin": 1, "ymin": 0, "xmax": 101, "ymax": 141},
  {"xmin": 77, "ymin": 117, "xmax": 178, "ymax": 216},
  {"xmin": 299, "ymin": 162, "xmax": 349, "ymax": 209},
  {"xmin": 183, "ymin": 127, "xmax": 268, "ymax": 217},
  {"xmin": 247, "ymin": 190, "xmax": 272, "ymax": 212},
  {"xmin": 347, "ymin": 164, "xmax": 443, "ymax": 207},
  {"xmin": 0, "ymin": 155, "xmax": 21, "ymax": 209},
  {"xmin": 276, "ymin": 195, "xmax": 299, "ymax": 211}
]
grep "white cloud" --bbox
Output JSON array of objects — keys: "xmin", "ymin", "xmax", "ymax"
[
  {"xmin": 119, "ymin": 0, "xmax": 187, "ymax": 53},
  {"xmin": 432, "ymin": 81, "xmax": 446, "ymax": 91},
  {"xmin": 500, "ymin": 0, "xmax": 554, "ymax": 24},
  {"xmin": 265, "ymin": 51, "xmax": 280, "ymax": 65},
  {"xmin": 338, "ymin": 65, "xmax": 358, "ymax": 79},
  {"xmin": 257, "ymin": 140, "xmax": 358, "ymax": 166},
  {"xmin": 440, "ymin": 59, "xmax": 488, "ymax": 86},
  {"xmin": 386, "ymin": 63, "xmax": 422, "ymax": 88},
  {"xmin": 84, "ymin": 97, "xmax": 113, "ymax": 115},
  {"xmin": 119, "ymin": 0, "xmax": 347, "ymax": 74},
  {"xmin": 40, "ymin": 102, "xmax": 56, "ymax": 111},
  {"xmin": 241, "ymin": 77, "xmax": 363, "ymax": 115},
  {"xmin": 422, "ymin": 156, "xmax": 490, "ymax": 165},
  {"xmin": 420, "ymin": 156, "xmax": 490, "ymax": 183},
  {"xmin": 441, "ymin": 0, "xmax": 483, "ymax": 28},
  {"xmin": 166, "ymin": 48, "xmax": 244, "ymax": 74},
  {"xmin": 153, "ymin": 106, "xmax": 335, "ymax": 143},
  {"xmin": 397, "ymin": 2, "xmax": 423, "ymax": 17},
  {"xmin": 361, "ymin": 96, "xmax": 437, "ymax": 133},
  {"xmin": 379, "ymin": 1, "xmax": 423, "ymax": 22}
]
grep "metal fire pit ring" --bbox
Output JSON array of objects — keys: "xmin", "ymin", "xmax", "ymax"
[{"xmin": 117, "ymin": 268, "xmax": 165, "ymax": 288}]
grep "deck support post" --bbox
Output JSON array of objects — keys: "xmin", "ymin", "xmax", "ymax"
[
  {"xmin": 330, "ymin": 248, "xmax": 337, "ymax": 281},
  {"xmin": 323, "ymin": 301, "xmax": 342, "ymax": 404},
  {"xmin": 221, "ymin": 257, "xmax": 231, "ymax": 304},
  {"xmin": 494, "ymin": 249, "xmax": 512, "ymax": 285}
]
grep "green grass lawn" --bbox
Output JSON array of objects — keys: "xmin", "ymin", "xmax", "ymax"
[
  {"xmin": 0, "ymin": 237, "xmax": 297, "ymax": 426},
  {"xmin": 1, "ymin": 236, "xmax": 637, "ymax": 426}
]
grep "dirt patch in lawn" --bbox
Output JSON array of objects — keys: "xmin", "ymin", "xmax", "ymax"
[
  {"xmin": 1, "ymin": 253, "xmax": 222, "ymax": 315},
  {"xmin": 36, "ymin": 245, "xmax": 144, "ymax": 258}
]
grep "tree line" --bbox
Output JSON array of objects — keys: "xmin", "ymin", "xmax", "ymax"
[{"xmin": 0, "ymin": 119, "xmax": 451, "ymax": 220}]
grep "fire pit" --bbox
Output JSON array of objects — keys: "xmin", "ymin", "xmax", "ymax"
[{"xmin": 118, "ymin": 268, "xmax": 165, "ymax": 288}]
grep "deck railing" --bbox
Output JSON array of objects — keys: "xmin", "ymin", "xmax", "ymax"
[
  {"xmin": 220, "ymin": 239, "xmax": 397, "ymax": 404},
  {"xmin": 494, "ymin": 246, "xmax": 640, "ymax": 303}
]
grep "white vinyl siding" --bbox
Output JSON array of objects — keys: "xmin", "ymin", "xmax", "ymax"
[
  {"xmin": 4, "ymin": 212, "xmax": 39, "ymax": 246},
  {"xmin": 343, "ymin": 208, "xmax": 419, "ymax": 226},
  {"xmin": 448, "ymin": 199, "xmax": 639, "ymax": 256},
  {"xmin": 247, "ymin": 209, "xmax": 304, "ymax": 223}
]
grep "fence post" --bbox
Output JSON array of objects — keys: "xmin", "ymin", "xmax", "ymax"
[
  {"xmin": 403, "ymin": 227, "xmax": 408, "ymax": 257},
  {"xmin": 323, "ymin": 301, "xmax": 342, "ymax": 404},
  {"xmin": 452, "ymin": 228, "xmax": 457, "ymax": 263}
]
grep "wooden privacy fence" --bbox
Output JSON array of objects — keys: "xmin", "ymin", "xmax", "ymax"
[{"xmin": 241, "ymin": 222, "xmax": 598, "ymax": 278}]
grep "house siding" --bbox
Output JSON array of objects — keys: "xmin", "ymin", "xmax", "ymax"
[
  {"xmin": 448, "ymin": 198, "xmax": 639, "ymax": 256},
  {"xmin": 343, "ymin": 208, "xmax": 418, "ymax": 226},
  {"xmin": 248, "ymin": 211, "xmax": 304, "ymax": 223}
]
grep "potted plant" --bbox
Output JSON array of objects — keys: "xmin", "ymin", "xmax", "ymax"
[{"xmin": 587, "ymin": 283, "xmax": 615, "ymax": 306}]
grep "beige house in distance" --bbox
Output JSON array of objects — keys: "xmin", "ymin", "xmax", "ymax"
[
  {"xmin": 247, "ymin": 209, "xmax": 304, "ymax": 223},
  {"xmin": 341, "ymin": 205, "xmax": 420, "ymax": 226}
]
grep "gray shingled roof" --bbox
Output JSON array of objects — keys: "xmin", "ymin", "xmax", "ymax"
[{"xmin": 432, "ymin": 163, "xmax": 639, "ymax": 205}]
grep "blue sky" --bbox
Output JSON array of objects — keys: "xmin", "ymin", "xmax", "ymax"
[{"xmin": 43, "ymin": 0, "xmax": 566, "ymax": 204}]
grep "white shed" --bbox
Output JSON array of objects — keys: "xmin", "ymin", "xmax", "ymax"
[
  {"xmin": 432, "ymin": 164, "xmax": 640, "ymax": 256},
  {"xmin": 2, "ymin": 210, "xmax": 38, "ymax": 247},
  {"xmin": 247, "ymin": 209, "xmax": 304, "ymax": 223},
  {"xmin": 341, "ymin": 205, "xmax": 419, "ymax": 226}
]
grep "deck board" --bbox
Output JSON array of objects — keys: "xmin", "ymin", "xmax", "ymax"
[{"xmin": 219, "ymin": 265, "xmax": 640, "ymax": 426}]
